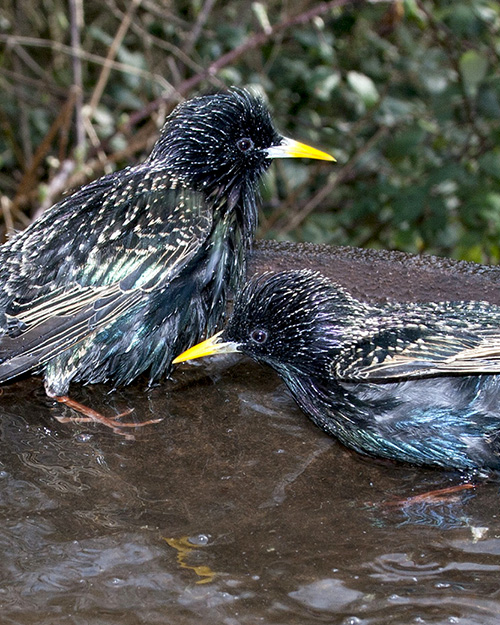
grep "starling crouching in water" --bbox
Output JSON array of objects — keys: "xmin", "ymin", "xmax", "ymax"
[
  {"xmin": 174, "ymin": 269, "xmax": 500, "ymax": 472},
  {"xmin": 0, "ymin": 91, "xmax": 334, "ymax": 431}
]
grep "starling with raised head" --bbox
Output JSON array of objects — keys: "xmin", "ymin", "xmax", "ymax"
[
  {"xmin": 174, "ymin": 269, "xmax": 500, "ymax": 471},
  {"xmin": 0, "ymin": 90, "xmax": 334, "ymax": 429}
]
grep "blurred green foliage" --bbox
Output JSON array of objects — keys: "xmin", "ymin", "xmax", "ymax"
[{"xmin": 1, "ymin": 0, "xmax": 500, "ymax": 263}]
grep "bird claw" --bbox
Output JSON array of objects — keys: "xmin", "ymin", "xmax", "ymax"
[{"xmin": 51, "ymin": 395, "xmax": 162, "ymax": 433}]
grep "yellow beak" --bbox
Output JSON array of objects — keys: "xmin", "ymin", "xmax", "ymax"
[
  {"xmin": 172, "ymin": 331, "xmax": 240, "ymax": 364},
  {"xmin": 265, "ymin": 137, "xmax": 335, "ymax": 161}
]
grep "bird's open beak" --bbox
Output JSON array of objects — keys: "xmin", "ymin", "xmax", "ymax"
[
  {"xmin": 265, "ymin": 137, "xmax": 335, "ymax": 161},
  {"xmin": 172, "ymin": 331, "xmax": 240, "ymax": 364}
]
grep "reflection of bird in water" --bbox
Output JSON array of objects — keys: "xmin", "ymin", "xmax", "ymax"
[
  {"xmin": 0, "ymin": 91, "xmax": 334, "ymax": 431},
  {"xmin": 174, "ymin": 269, "xmax": 500, "ymax": 471}
]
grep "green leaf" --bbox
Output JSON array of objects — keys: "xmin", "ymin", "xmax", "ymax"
[
  {"xmin": 459, "ymin": 50, "xmax": 488, "ymax": 95},
  {"xmin": 386, "ymin": 128, "xmax": 426, "ymax": 159},
  {"xmin": 311, "ymin": 68, "xmax": 341, "ymax": 100},
  {"xmin": 347, "ymin": 71, "xmax": 379, "ymax": 107},
  {"xmin": 479, "ymin": 152, "xmax": 500, "ymax": 180}
]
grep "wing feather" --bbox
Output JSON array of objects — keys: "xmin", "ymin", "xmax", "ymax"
[
  {"xmin": 0, "ymin": 169, "xmax": 212, "ymax": 382},
  {"xmin": 335, "ymin": 304, "xmax": 500, "ymax": 381}
]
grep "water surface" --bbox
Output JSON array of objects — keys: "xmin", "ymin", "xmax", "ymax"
[{"xmin": 1, "ymin": 358, "xmax": 499, "ymax": 624}]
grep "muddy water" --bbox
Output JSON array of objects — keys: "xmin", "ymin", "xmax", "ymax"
[{"xmin": 1, "ymin": 355, "xmax": 499, "ymax": 625}]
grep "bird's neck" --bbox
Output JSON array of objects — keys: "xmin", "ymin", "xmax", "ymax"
[
  {"xmin": 201, "ymin": 199, "xmax": 255, "ymax": 332},
  {"xmin": 283, "ymin": 367, "xmax": 374, "ymax": 436},
  {"xmin": 208, "ymin": 179, "xmax": 259, "ymax": 243}
]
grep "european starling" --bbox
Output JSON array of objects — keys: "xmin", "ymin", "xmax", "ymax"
[
  {"xmin": 174, "ymin": 269, "xmax": 500, "ymax": 471},
  {"xmin": 0, "ymin": 90, "xmax": 334, "ymax": 429}
]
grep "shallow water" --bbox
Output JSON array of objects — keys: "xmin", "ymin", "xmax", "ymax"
[{"xmin": 1, "ymin": 357, "xmax": 500, "ymax": 625}]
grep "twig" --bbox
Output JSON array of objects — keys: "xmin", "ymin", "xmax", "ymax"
[
  {"xmin": 12, "ymin": 3, "xmax": 32, "ymax": 169},
  {"xmin": 0, "ymin": 107, "xmax": 25, "ymax": 170},
  {"xmin": 83, "ymin": 115, "xmax": 112, "ymax": 173},
  {"xmin": 125, "ymin": 0, "xmax": 369, "ymax": 128},
  {"xmin": 415, "ymin": 0, "xmax": 490, "ymax": 154},
  {"xmin": 11, "ymin": 41, "xmax": 50, "ymax": 80},
  {"xmin": 277, "ymin": 125, "xmax": 389, "ymax": 236},
  {"xmin": 0, "ymin": 66, "xmax": 71, "ymax": 98},
  {"xmin": 48, "ymin": 123, "xmax": 157, "ymax": 199},
  {"xmin": 34, "ymin": 159, "xmax": 76, "ymax": 218},
  {"xmin": 68, "ymin": 0, "xmax": 85, "ymax": 155},
  {"xmin": 270, "ymin": 81, "xmax": 391, "ymax": 235},
  {"xmin": 119, "ymin": 1, "xmax": 216, "ymax": 77},
  {"xmin": 0, "ymin": 34, "xmax": 171, "ymax": 90},
  {"xmin": 13, "ymin": 89, "xmax": 78, "ymax": 208},
  {"xmin": 1, "ymin": 195, "xmax": 14, "ymax": 235},
  {"xmin": 87, "ymin": 0, "xmax": 145, "ymax": 116},
  {"xmin": 184, "ymin": 0, "xmax": 218, "ymax": 57}
]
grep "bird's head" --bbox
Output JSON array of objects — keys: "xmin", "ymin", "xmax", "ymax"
[
  {"xmin": 173, "ymin": 270, "xmax": 367, "ymax": 380},
  {"xmin": 149, "ymin": 88, "xmax": 334, "ymax": 200}
]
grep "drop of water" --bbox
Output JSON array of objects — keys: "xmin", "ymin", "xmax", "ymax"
[
  {"xmin": 75, "ymin": 433, "xmax": 93, "ymax": 443},
  {"xmin": 342, "ymin": 618, "xmax": 363, "ymax": 625},
  {"xmin": 188, "ymin": 533, "xmax": 210, "ymax": 546}
]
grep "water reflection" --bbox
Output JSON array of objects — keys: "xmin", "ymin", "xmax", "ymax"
[{"xmin": 0, "ymin": 361, "xmax": 499, "ymax": 624}]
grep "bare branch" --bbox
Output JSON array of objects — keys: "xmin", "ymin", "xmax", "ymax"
[
  {"xmin": 276, "ymin": 126, "xmax": 389, "ymax": 236},
  {"xmin": 68, "ymin": 0, "xmax": 85, "ymax": 155},
  {"xmin": 88, "ymin": 0, "xmax": 145, "ymax": 116},
  {"xmin": 184, "ymin": 0, "xmax": 218, "ymax": 57},
  {"xmin": 126, "ymin": 0, "xmax": 368, "ymax": 129},
  {"xmin": 13, "ymin": 89, "xmax": 78, "ymax": 209},
  {"xmin": 1, "ymin": 195, "xmax": 14, "ymax": 235},
  {"xmin": 0, "ymin": 34, "xmax": 172, "ymax": 91}
]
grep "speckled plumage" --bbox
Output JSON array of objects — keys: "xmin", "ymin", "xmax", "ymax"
[
  {"xmin": 174, "ymin": 269, "xmax": 500, "ymax": 472},
  {"xmin": 0, "ymin": 90, "xmax": 332, "ymax": 400}
]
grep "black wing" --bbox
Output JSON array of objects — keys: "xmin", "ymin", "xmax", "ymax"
[
  {"xmin": 334, "ymin": 300, "xmax": 500, "ymax": 380},
  {"xmin": 0, "ymin": 165, "xmax": 212, "ymax": 382}
]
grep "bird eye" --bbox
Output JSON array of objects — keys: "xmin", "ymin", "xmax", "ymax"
[
  {"xmin": 237, "ymin": 138, "xmax": 254, "ymax": 152},
  {"xmin": 250, "ymin": 328, "xmax": 268, "ymax": 344}
]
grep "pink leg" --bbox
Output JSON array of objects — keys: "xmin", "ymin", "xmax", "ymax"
[
  {"xmin": 384, "ymin": 483, "xmax": 477, "ymax": 507},
  {"xmin": 51, "ymin": 394, "xmax": 162, "ymax": 432}
]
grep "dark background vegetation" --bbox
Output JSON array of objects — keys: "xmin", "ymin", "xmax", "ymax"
[{"xmin": 1, "ymin": 0, "xmax": 500, "ymax": 263}]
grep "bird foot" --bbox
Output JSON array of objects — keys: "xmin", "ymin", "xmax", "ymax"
[
  {"xmin": 51, "ymin": 394, "xmax": 162, "ymax": 434},
  {"xmin": 383, "ymin": 483, "xmax": 477, "ymax": 507}
]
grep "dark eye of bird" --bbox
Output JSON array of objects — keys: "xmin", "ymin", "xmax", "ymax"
[
  {"xmin": 236, "ymin": 138, "xmax": 254, "ymax": 152},
  {"xmin": 250, "ymin": 328, "xmax": 268, "ymax": 344}
]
